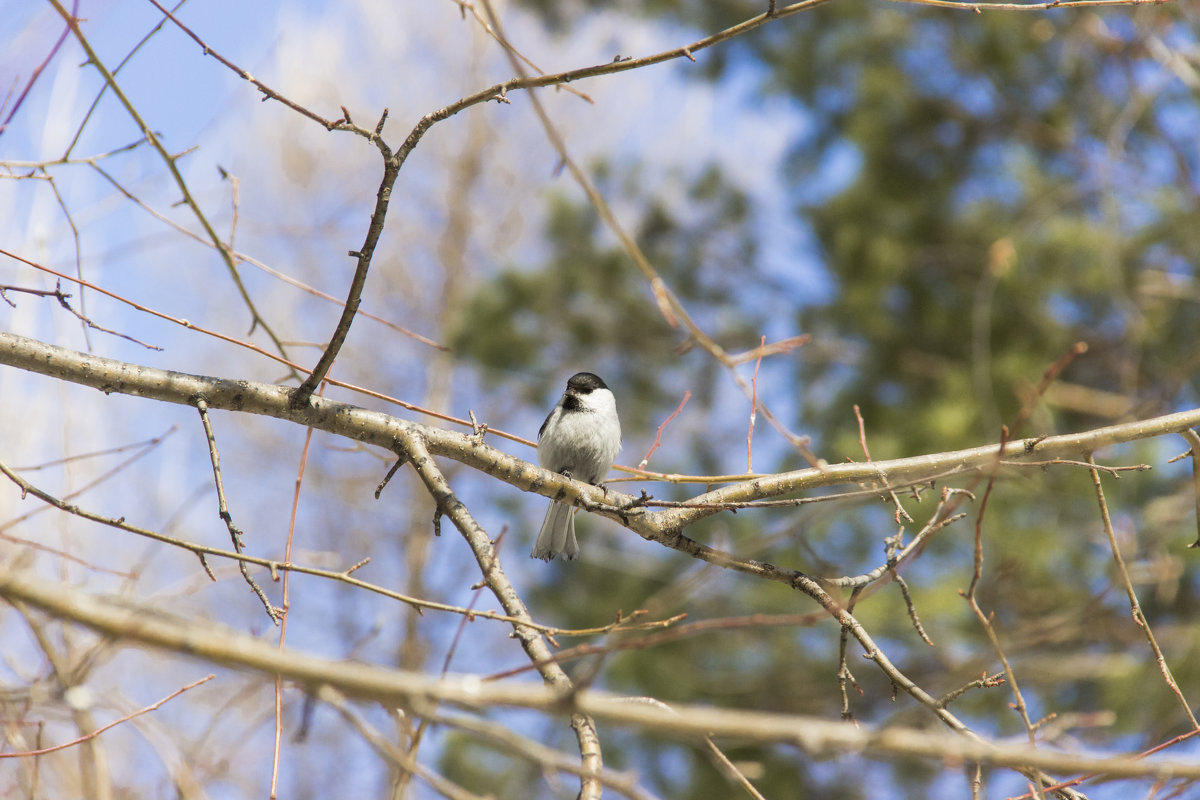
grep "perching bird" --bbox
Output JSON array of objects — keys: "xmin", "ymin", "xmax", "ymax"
[{"xmin": 531, "ymin": 372, "xmax": 622, "ymax": 561}]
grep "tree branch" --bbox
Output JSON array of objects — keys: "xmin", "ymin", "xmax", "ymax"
[
  {"xmin": 3, "ymin": 332, "xmax": 1191, "ymax": 529},
  {"xmin": 1, "ymin": 566, "xmax": 1199, "ymax": 784},
  {"xmin": 392, "ymin": 431, "xmax": 604, "ymax": 795}
]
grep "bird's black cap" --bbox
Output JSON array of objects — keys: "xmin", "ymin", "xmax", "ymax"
[{"xmin": 565, "ymin": 372, "xmax": 608, "ymax": 394}]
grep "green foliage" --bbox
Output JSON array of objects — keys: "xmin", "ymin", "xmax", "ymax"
[
  {"xmin": 452, "ymin": 1, "xmax": 1199, "ymax": 795},
  {"xmin": 450, "ymin": 162, "xmax": 762, "ymax": 422},
  {"xmin": 789, "ymin": 6, "xmax": 1200, "ymax": 456}
]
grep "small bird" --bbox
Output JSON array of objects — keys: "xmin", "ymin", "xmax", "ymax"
[{"xmin": 532, "ymin": 372, "xmax": 622, "ymax": 561}]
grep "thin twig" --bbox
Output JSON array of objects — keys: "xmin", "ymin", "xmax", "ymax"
[
  {"xmin": 1088, "ymin": 455, "xmax": 1200, "ymax": 732},
  {"xmin": 885, "ymin": 532, "xmax": 933, "ymax": 646},
  {"xmin": 963, "ymin": 427, "xmax": 1045, "ymax": 800},
  {"xmin": 821, "ymin": 498, "xmax": 969, "ymax": 589},
  {"xmin": 51, "ymin": 279, "xmax": 161, "ymax": 349},
  {"xmin": 1009, "ymin": 728, "xmax": 1200, "ymax": 799},
  {"xmin": 449, "ymin": 0, "xmax": 595, "ymax": 105},
  {"xmin": 0, "ymin": 0, "xmax": 79, "ymax": 136},
  {"xmin": 853, "ymin": 404, "xmax": 911, "ymax": 522},
  {"xmin": 936, "ymin": 673, "xmax": 1006, "ymax": 709},
  {"xmin": 47, "ymin": 0, "xmax": 294, "ymax": 365},
  {"xmin": 1178, "ymin": 430, "xmax": 1200, "ymax": 548},
  {"xmin": 1, "ymin": 425, "xmax": 177, "ymax": 535},
  {"xmin": 0, "ymin": 457, "xmax": 603, "ymax": 634},
  {"xmin": 638, "ymin": 391, "xmax": 691, "ymax": 471},
  {"xmin": 613, "ymin": 696, "xmax": 767, "ymax": 800},
  {"xmin": 424, "ymin": 708, "xmax": 661, "ymax": 800},
  {"xmin": 2, "ymin": 279, "xmax": 159, "ymax": 349},
  {"xmin": 1011, "ymin": 342, "xmax": 1089, "ymax": 437},
  {"xmin": 485, "ymin": 612, "xmax": 831, "ymax": 681},
  {"xmin": 747, "ymin": 335, "xmax": 765, "ymax": 472},
  {"xmin": 63, "ymin": 2, "xmax": 188, "ymax": 157},
  {"xmin": 891, "ymin": 0, "xmax": 1164, "ymax": 9},
  {"xmin": 316, "ymin": 687, "xmax": 487, "ymax": 800},
  {"xmin": 375, "ymin": 457, "xmax": 406, "ymax": 498},
  {"xmin": 0, "ymin": 529, "xmax": 135, "ymax": 577},
  {"xmin": 194, "ymin": 398, "xmax": 281, "ymax": 624},
  {"xmin": 12, "ymin": 428, "xmax": 176, "ymax": 471},
  {"xmin": 270, "ymin": 406, "xmax": 319, "ymax": 798},
  {"xmin": 728, "ymin": 335, "xmax": 810, "ymax": 365},
  {"xmin": 837, "ymin": 586, "xmax": 865, "ymax": 723},
  {"xmin": 0, "ymin": 674, "xmax": 214, "ymax": 759},
  {"xmin": 140, "ymin": 0, "xmax": 372, "ymax": 133}
]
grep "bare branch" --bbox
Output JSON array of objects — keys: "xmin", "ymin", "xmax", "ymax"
[
  {"xmin": 194, "ymin": 398, "xmax": 281, "ymax": 624},
  {"xmin": 1088, "ymin": 455, "xmax": 1200, "ymax": 732},
  {"xmin": 0, "ymin": 675, "xmax": 214, "ymax": 760},
  {"xmin": 3, "ymin": 567, "xmax": 1200, "ymax": 784},
  {"xmin": 0, "ymin": 457, "xmax": 608, "ymax": 635},
  {"xmin": 392, "ymin": 430, "xmax": 604, "ymax": 793},
  {"xmin": 3, "ymin": 330, "xmax": 1197, "ymax": 541}
]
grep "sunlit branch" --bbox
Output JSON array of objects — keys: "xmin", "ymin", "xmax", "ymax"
[
  {"xmin": 3, "ymin": 567, "xmax": 1200, "ymax": 784},
  {"xmin": 2, "ymin": 330, "xmax": 1197, "ymax": 537}
]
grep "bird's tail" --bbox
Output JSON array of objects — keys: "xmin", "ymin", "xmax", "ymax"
[{"xmin": 531, "ymin": 501, "xmax": 579, "ymax": 561}]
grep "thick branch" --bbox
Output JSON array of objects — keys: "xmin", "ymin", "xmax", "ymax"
[
  {"xmin": 3, "ymin": 331, "xmax": 1196, "ymax": 537},
  {"xmin": 1, "ymin": 567, "xmax": 1199, "ymax": 783}
]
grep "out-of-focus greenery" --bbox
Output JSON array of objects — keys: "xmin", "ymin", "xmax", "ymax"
[{"xmin": 451, "ymin": 1, "xmax": 1200, "ymax": 796}]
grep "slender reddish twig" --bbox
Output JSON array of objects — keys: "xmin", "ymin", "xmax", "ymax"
[
  {"xmin": 964, "ymin": 426, "xmax": 1042, "ymax": 759},
  {"xmin": 1011, "ymin": 341, "xmax": 1088, "ymax": 437},
  {"xmin": 854, "ymin": 404, "xmax": 872, "ymax": 460},
  {"xmin": 0, "ymin": 674, "xmax": 214, "ymax": 759},
  {"xmin": 638, "ymin": 391, "xmax": 691, "ymax": 470},
  {"xmin": 0, "ymin": 1, "xmax": 79, "ymax": 136},
  {"xmin": 728, "ymin": 335, "xmax": 810, "ymax": 365},
  {"xmin": 271, "ymin": 390, "xmax": 320, "ymax": 798},
  {"xmin": 1009, "ymin": 728, "xmax": 1200, "ymax": 799}
]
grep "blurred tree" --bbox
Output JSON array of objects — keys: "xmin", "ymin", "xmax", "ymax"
[{"xmin": 450, "ymin": 1, "xmax": 1200, "ymax": 796}]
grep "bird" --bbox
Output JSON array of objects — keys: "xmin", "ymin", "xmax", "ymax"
[{"xmin": 531, "ymin": 372, "xmax": 622, "ymax": 561}]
